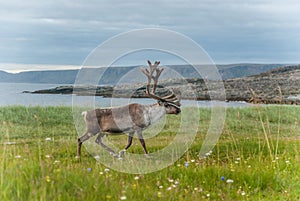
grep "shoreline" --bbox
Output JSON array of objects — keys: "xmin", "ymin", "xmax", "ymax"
[{"xmin": 25, "ymin": 84, "xmax": 300, "ymax": 105}]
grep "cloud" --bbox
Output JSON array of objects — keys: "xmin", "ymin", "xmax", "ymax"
[
  {"xmin": 0, "ymin": 63, "xmax": 81, "ymax": 73},
  {"xmin": 0, "ymin": 0, "xmax": 299, "ymax": 71}
]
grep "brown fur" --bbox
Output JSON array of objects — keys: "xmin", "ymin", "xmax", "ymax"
[{"xmin": 77, "ymin": 102, "xmax": 180, "ymax": 158}]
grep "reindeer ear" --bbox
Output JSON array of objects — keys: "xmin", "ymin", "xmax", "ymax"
[
  {"xmin": 147, "ymin": 60, "xmax": 152, "ymax": 65},
  {"xmin": 156, "ymin": 61, "xmax": 160, "ymax": 65}
]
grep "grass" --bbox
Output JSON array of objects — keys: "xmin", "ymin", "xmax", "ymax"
[{"xmin": 0, "ymin": 105, "xmax": 299, "ymax": 200}]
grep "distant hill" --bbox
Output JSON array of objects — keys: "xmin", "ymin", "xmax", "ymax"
[
  {"xmin": 253, "ymin": 64, "xmax": 300, "ymax": 76},
  {"xmin": 218, "ymin": 63, "xmax": 286, "ymax": 79},
  {"xmin": 0, "ymin": 70, "xmax": 14, "ymax": 81},
  {"xmin": 0, "ymin": 64, "xmax": 287, "ymax": 84}
]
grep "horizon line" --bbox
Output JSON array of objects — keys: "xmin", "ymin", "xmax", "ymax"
[{"xmin": 1, "ymin": 62, "xmax": 297, "ymax": 74}]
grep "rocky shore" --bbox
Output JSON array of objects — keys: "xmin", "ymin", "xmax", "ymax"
[{"xmin": 26, "ymin": 65, "xmax": 300, "ymax": 105}]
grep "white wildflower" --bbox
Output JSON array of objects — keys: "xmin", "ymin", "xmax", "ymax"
[
  {"xmin": 4, "ymin": 141, "xmax": 16, "ymax": 145},
  {"xmin": 168, "ymin": 179, "xmax": 174, "ymax": 183},
  {"xmin": 226, "ymin": 179, "xmax": 234, "ymax": 183}
]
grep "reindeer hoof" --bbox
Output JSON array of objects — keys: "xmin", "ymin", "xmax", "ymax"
[
  {"xmin": 145, "ymin": 154, "xmax": 152, "ymax": 159},
  {"xmin": 118, "ymin": 149, "xmax": 126, "ymax": 158},
  {"xmin": 110, "ymin": 152, "xmax": 118, "ymax": 157}
]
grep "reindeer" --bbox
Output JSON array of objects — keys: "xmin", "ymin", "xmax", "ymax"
[{"xmin": 77, "ymin": 60, "xmax": 181, "ymax": 158}]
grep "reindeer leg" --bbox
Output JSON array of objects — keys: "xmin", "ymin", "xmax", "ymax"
[
  {"xmin": 95, "ymin": 133, "xmax": 117, "ymax": 157},
  {"xmin": 77, "ymin": 132, "xmax": 94, "ymax": 158},
  {"xmin": 136, "ymin": 129, "xmax": 150, "ymax": 157},
  {"xmin": 118, "ymin": 131, "xmax": 135, "ymax": 158},
  {"xmin": 124, "ymin": 131, "xmax": 135, "ymax": 150}
]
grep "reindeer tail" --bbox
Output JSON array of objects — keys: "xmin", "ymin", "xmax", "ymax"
[{"xmin": 81, "ymin": 111, "xmax": 88, "ymax": 121}]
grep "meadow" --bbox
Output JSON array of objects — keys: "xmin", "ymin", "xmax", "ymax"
[{"xmin": 0, "ymin": 105, "xmax": 299, "ymax": 200}]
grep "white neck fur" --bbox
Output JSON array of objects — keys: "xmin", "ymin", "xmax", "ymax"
[{"xmin": 145, "ymin": 104, "xmax": 166, "ymax": 125}]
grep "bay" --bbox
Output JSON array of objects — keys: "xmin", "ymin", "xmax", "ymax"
[{"xmin": 0, "ymin": 83, "xmax": 250, "ymax": 107}]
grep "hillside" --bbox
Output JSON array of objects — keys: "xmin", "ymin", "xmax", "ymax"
[
  {"xmin": 0, "ymin": 64, "xmax": 286, "ymax": 84},
  {"xmin": 222, "ymin": 65, "xmax": 300, "ymax": 104},
  {"xmin": 29, "ymin": 65, "xmax": 300, "ymax": 104},
  {"xmin": 113, "ymin": 64, "xmax": 300, "ymax": 104}
]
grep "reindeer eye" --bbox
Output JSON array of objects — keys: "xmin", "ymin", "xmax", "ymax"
[{"xmin": 164, "ymin": 103, "xmax": 170, "ymax": 108}]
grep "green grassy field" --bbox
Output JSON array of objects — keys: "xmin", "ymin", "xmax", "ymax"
[{"xmin": 0, "ymin": 106, "xmax": 299, "ymax": 200}]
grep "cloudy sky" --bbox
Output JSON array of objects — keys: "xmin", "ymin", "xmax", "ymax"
[{"xmin": 1, "ymin": 0, "xmax": 300, "ymax": 72}]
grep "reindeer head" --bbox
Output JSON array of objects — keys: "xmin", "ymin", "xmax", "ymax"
[{"xmin": 141, "ymin": 60, "xmax": 181, "ymax": 114}]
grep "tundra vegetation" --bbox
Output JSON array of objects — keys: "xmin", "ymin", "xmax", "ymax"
[{"xmin": 0, "ymin": 106, "xmax": 299, "ymax": 200}]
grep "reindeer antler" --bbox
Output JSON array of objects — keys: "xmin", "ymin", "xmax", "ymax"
[
  {"xmin": 141, "ymin": 60, "xmax": 181, "ymax": 106},
  {"xmin": 141, "ymin": 60, "xmax": 163, "ymax": 94}
]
